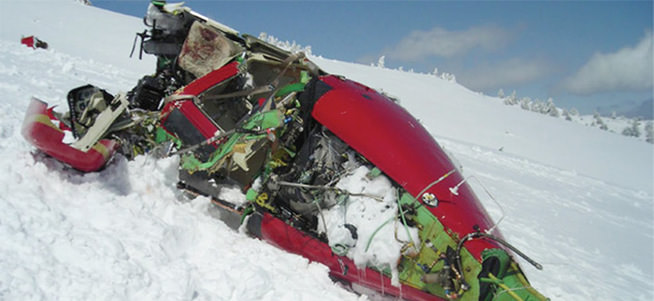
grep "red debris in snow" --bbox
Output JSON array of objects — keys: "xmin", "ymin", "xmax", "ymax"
[{"xmin": 21, "ymin": 36, "xmax": 48, "ymax": 49}]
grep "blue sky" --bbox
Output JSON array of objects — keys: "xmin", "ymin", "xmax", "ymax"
[{"xmin": 93, "ymin": 0, "xmax": 653, "ymax": 115}]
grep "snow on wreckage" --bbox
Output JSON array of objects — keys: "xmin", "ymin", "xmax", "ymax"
[{"xmin": 20, "ymin": 2, "xmax": 549, "ymax": 300}]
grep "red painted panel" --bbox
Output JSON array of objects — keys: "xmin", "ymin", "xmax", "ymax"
[
  {"xmin": 311, "ymin": 75, "xmax": 500, "ymax": 260},
  {"xmin": 179, "ymin": 61, "xmax": 240, "ymax": 96},
  {"xmin": 22, "ymin": 99, "xmax": 118, "ymax": 172},
  {"xmin": 160, "ymin": 61, "xmax": 240, "ymax": 143},
  {"xmin": 258, "ymin": 213, "xmax": 445, "ymax": 301},
  {"xmin": 162, "ymin": 100, "xmax": 221, "ymax": 140},
  {"xmin": 21, "ymin": 36, "xmax": 35, "ymax": 48}
]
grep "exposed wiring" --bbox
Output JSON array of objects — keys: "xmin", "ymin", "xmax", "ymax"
[
  {"xmin": 416, "ymin": 168, "xmax": 456, "ymax": 201},
  {"xmin": 364, "ymin": 216, "xmax": 395, "ymax": 252},
  {"xmin": 487, "ymin": 273, "xmax": 524, "ymax": 301},
  {"xmin": 455, "ymin": 231, "xmax": 544, "ymax": 283},
  {"xmin": 396, "ymin": 189, "xmax": 417, "ymax": 249},
  {"xmin": 276, "ymin": 181, "xmax": 385, "ymax": 202},
  {"xmin": 450, "ymin": 175, "xmax": 506, "ymax": 234},
  {"xmin": 312, "ymin": 198, "xmax": 329, "ymax": 244}
]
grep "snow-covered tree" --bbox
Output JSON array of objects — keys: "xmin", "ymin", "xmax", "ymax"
[
  {"xmin": 439, "ymin": 72, "xmax": 449, "ymax": 81},
  {"xmin": 570, "ymin": 108, "xmax": 579, "ymax": 116},
  {"xmin": 545, "ymin": 98, "xmax": 559, "ymax": 117},
  {"xmin": 593, "ymin": 112, "xmax": 608, "ymax": 130},
  {"xmin": 377, "ymin": 56, "xmax": 385, "ymax": 68},
  {"xmin": 633, "ymin": 118, "xmax": 642, "ymax": 137},
  {"xmin": 530, "ymin": 99, "xmax": 544, "ymax": 113},
  {"xmin": 504, "ymin": 90, "xmax": 518, "ymax": 105},
  {"xmin": 497, "ymin": 89, "xmax": 505, "ymax": 99},
  {"xmin": 622, "ymin": 118, "xmax": 642, "ymax": 137},
  {"xmin": 562, "ymin": 109, "xmax": 572, "ymax": 121},
  {"xmin": 645, "ymin": 121, "xmax": 653, "ymax": 144},
  {"xmin": 258, "ymin": 32, "xmax": 312, "ymax": 56},
  {"xmin": 440, "ymin": 72, "xmax": 456, "ymax": 82},
  {"xmin": 519, "ymin": 97, "xmax": 531, "ymax": 110}
]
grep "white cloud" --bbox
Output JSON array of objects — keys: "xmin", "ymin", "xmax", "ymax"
[
  {"xmin": 563, "ymin": 32, "xmax": 653, "ymax": 95},
  {"xmin": 384, "ymin": 25, "xmax": 512, "ymax": 61},
  {"xmin": 457, "ymin": 58, "xmax": 556, "ymax": 92}
]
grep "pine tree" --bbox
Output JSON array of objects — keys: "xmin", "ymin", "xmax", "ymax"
[
  {"xmin": 503, "ymin": 90, "xmax": 518, "ymax": 105},
  {"xmin": 543, "ymin": 98, "xmax": 558, "ymax": 117},
  {"xmin": 497, "ymin": 89, "xmax": 505, "ymax": 99},
  {"xmin": 622, "ymin": 118, "xmax": 642, "ymax": 137},
  {"xmin": 593, "ymin": 112, "xmax": 608, "ymax": 130},
  {"xmin": 633, "ymin": 118, "xmax": 642, "ymax": 137},
  {"xmin": 562, "ymin": 109, "xmax": 572, "ymax": 121},
  {"xmin": 377, "ymin": 56, "xmax": 385, "ymax": 68},
  {"xmin": 520, "ymin": 97, "xmax": 531, "ymax": 110},
  {"xmin": 530, "ymin": 99, "xmax": 544, "ymax": 113},
  {"xmin": 645, "ymin": 121, "xmax": 653, "ymax": 144},
  {"xmin": 645, "ymin": 120, "xmax": 654, "ymax": 144},
  {"xmin": 440, "ymin": 72, "xmax": 456, "ymax": 82}
]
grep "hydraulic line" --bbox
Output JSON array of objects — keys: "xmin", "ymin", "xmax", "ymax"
[
  {"xmin": 365, "ymin": 216, "xmax": 395, "ymax": 252},
  {"xmin": 415, "ymin": 168, "xmax": 456, "ymax": 202},
  {"xmin": 455, "ymin": 231, "xmax": 543, "ymax": 292}
]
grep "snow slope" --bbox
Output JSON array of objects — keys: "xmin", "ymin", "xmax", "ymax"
[
  {"xmin": 0, "ymin": 39, "xmax": 361, "ymax": 301},
  {"xmin": 0, "ymin": 0, "xmax": 155, "ymax": 74},
  {"xmin": 1, "ymin": 1, "xmax": 652, "ymax": 300},
  {"xmin": 311, "ymin": 57, "xmax": 653, "ymax": 193}
]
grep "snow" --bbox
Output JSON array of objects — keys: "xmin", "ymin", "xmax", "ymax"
[
  {"xmin": 319, "ymin": 165, "xmax": 421, "ymax": 287},
  {"xmin": 310, "ymin": 57, "xmax": 653, "ymax": 193},
  {"xmin": 1, "ymin": 1, "xmax": 652, "ymax": 300},
  {"xmin": 0, "ymin": 0, "xmax": 155, "ymax": 75}
]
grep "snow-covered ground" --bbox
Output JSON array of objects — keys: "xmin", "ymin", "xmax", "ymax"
[{"xmin": 1, "ymin": 1, "xmax": 652, "ymax": 300}]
